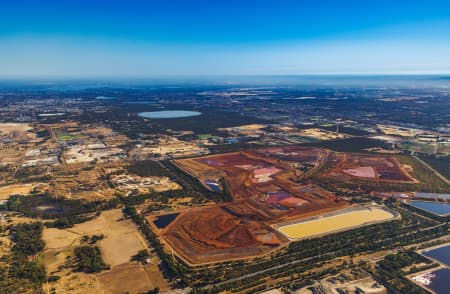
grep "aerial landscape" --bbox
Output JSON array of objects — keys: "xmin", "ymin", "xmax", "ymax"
[{"xmin": 0, "ymin": 1, "xmax": 449, "ymax": 294}]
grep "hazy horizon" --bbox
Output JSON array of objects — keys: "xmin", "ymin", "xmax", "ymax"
[{"xmin": 1, "ymin": 1, "xmax": 450, "ymax": 77}]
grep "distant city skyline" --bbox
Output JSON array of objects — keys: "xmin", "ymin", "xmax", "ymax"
[{"xmin": 1, "ymin": 0, "xmax": 450, "ymax": 77}]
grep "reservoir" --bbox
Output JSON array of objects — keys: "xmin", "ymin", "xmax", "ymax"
[
  {"xmin": 138, "ymin": 110, "xmax": 201, "ymax": 119},
  {"xmin": 422, "ymin": 244, "xmax": 450, "ymax": 266},
  {"xmin": 409, "ymin": 201, "xmax": 450, "ymax": 216}
]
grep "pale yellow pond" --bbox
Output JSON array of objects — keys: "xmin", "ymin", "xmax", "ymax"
[{"xmin": 279, "ymin": 208, "xmax": 394, "ymax": 239}]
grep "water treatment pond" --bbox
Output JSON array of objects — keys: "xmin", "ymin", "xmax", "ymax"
[
  {"xmin": 422, "ymin": 244, "xmax": 450, "ymax": 266},
  {"xmin": 153, "ymin": 213, "xmax": 179, "ymax": 229},
  {"xmin": 410, "ymin": 201, "xmax": 450, "ymax": 216}
]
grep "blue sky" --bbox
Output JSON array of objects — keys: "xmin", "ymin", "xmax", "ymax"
[{"xmin": 1, "ymin": 0, "xmax": 450, "ymax": 77}]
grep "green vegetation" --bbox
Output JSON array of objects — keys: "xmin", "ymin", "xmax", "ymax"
[
  {"xmin": 7, "ymin": 194, "xmax": 119, "ymax": 218},
  {"xmin": 397, "ymin": 155, "xmax": 450, "ymax": 192},
  {"xmin": 57, "ymin": 134, "xmax": 79, "ymax": 141},
  {"xmin": 74, "ymin": 246, "xmax": 109, "ymax": 273},
  {"xmin": 373, "ymin": 251, "xmax": 435, "ymax": 294},
  {"xmin": 398, "ymin": 141, "xmax": 436, "ymax": 154},
  {"xmin": 132, "ymin": 249, "xmax": 150, "ymax": 263},
  {"xmin": 44, "ymin": 214, "xmax": 95, "ymax": 229},
  {"xmin": 126, "ymin": 160, "xmax": 171, "ymax": 177},
  {"xmin": 321, "ymin": 125, "xmax": 372, "ymax": 136},
  {"xmin": 418, "ymin": 154, "xmax": 450, "ymax": 180},
  {"xmin": 198, "ymin": 134, "xmax": 212, "ymax": 139},
  {"xmin": 304, "ymin": 137, "xmax": 391, "ymax": 152},
  {"xmin": 209, "ymin": 142, "xmax": 262, "ymax": 154},
  {"xmin": 81, "ymin": 234, "xmax": 105, "ymax": 244},
  {"xmin": 0, "ymin": 222, "xmax": 46, "ymax": 293},
  {"xmin": 219, "ymin": 177, "xmax": 233, "ymax": 202},
  {"xmin": 11, "ymin": 222, "xmax": 45, "ymax": 256}
]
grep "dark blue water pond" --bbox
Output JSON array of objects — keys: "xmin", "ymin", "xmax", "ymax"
[
  {"xmin": 428, "ymin": 268, "xmax": 450, "ymax": 294},
  {"xmin": 423, "ymin": 244, "xmax": 450, "ymax": 266},
  {"xmin": 205, "ymin": 180, "xmax": 220, "ymax": 192},
  {"xmin": 153, "ymin": 213, "xmax": 179, "ymax": 229}
]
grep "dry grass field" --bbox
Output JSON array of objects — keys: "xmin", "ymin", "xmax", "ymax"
[
  {"xmin": 42, "ymin": 209, "xmax": 169, "ymax": 293},
  {"xmin": 0, "ymin": 184, "xmax": 34, "ymax": 199},
  {"xmin": 97, "ymin": 262, "xmax": 169, "ymax": 294}
]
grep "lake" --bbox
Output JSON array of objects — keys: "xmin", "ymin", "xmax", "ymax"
[
  {"xmin": 409, "ymin": 201, "xmax": 450, "ymax": 216},
  {"xmin": 153, "ymin": 213, "xmax": 179, "ymax": 229},
  {"xmin": 422, "ymin": 244, "xmax": 450, "ymax": 266},
  {"xmin": 138, "ymin": 110, "xmax": 201, "ymax": 119}
]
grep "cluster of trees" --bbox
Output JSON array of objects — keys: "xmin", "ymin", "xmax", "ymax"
[
  {"xmin": 304, "ymin": 137, "xmax": 390, "ymax": 152},
  {"xmin": 81, "ymin": 234, "xmax": 105, "ymax": 245},
  {"xmin": 74, "ymin": 246, "xmax": 109, "ymax": 273},
  {"xmin": 0, "ymin": 222, "xmax": 47, "ymax": 293},
  {"xmin": 44, "ymin": 214, "xmax": 95, "ymax": 229},
  {"xmin": 418, "ymin": 154, "xmax": 450, "ymax": 180},
  {"xmin": 11, "ymin": 222, "xmax": 45, "ymax": 255},
  {"xmin": 126, "ymin": 160, "xmax": 171, "ymax": 177},
  {"xmin": 132, "ymin": 249, "xmax": 150, "ymax": 263}
]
